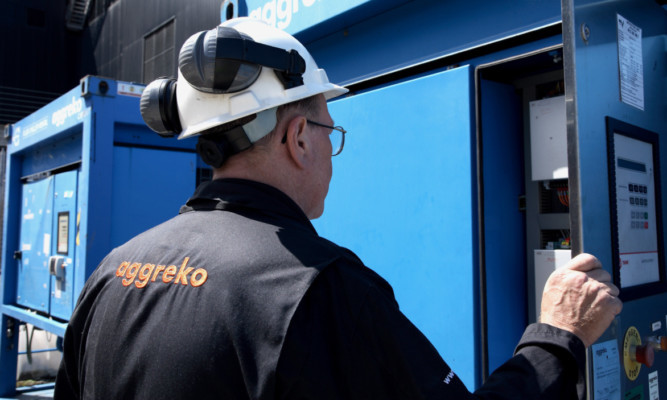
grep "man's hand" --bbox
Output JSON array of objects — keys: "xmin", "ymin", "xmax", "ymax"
[{"xmin": 540, "ymin": 253, "xmax": 623, "ymax": 347}]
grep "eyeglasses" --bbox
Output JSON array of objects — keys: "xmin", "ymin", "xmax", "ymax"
[
  {"xmin": 306, "ymin": 120, "xmax": 346, "ymax": 156},
  {"xmin": 280, "ymin": 119, "xmax": 347, "ymax": 156}
]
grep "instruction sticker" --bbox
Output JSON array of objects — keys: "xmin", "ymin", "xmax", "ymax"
[
  {"xmin": 57, "ymin": 212, "xmax": 69, "ymax": 254},
  {"xmin": 22, "ymin": 117, "xmax": 48, "ymax": 140},
  {"xmin": 43, "ymin": 233, "xmax": 51, "ymax": 255},
  {"xmin": 625, "ymin": 385, "xmax": 643, "ymax": 400},
  {"xmin": 592, "ymin": 339, "xmax": 622, "ymax": 400},
  {"xmin": 117, "ymin": 81, "xmax": 145, "ymax": 98},
  {"xmin": 649, "ymin": 371, "xmax": 658, "ymax": 400},
  {"xmin": 617, "ymin": 14, "xmax": 644, "ymax": 111}
]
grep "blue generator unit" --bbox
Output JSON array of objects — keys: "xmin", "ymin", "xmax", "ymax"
[
  {"xmin": 0, "ymin": 76, "xmax": 199, "ymax": 394},
  {"xmin": 1, "ymin": 0, "xmax": 666, "ymax": 397},
  {"xmin": 230, "ymin": 0, "xmax": 667, "ymax": 397}
]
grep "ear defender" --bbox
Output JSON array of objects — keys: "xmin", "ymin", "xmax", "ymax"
[
  {"xmin": 178, "ymin": 25, "xmax": 306, "ymax": 95},
  {"xmin": 140, "ymin": 78, "xmax": 182, "ymax": 137},
  {"xmin": 196, "ymin": 136, "xmax": 226, "ymax": 168},
  {"xmin": 179, "ymin": 26, "xmax": 263, "ymax": 94},
  {"xmin": 141, "ymin": 24, "xmax": 306, "ymax": 139},
  {"xmin": 139, "ymin": 18, "xmax": 346, "ymax": 168},
  {"xmin": 196, "ymin": 124, "xmax": 253, "ymax": 168}
]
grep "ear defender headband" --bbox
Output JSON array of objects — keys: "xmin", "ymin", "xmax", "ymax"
[
  {"xmin": 140, "ymin": 25, "xmax": 307, "ymax": 139},
  {"xmin": 194, "ymin": 108, "xmax": 277, "ymax": 168},
  {"xmin": 179, "ymin": 25, "xmax": 306, "ymax": 93}
]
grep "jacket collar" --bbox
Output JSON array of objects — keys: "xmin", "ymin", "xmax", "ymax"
[{"xmin": 180, "ymin": 178, "xmax": 316, "ymax": 233}]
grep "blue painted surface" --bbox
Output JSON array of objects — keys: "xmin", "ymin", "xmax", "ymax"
[
  {"xmin": 113, "ymin": 122, "xmax": 198, "ymax": 150},
  {"xmin": 20, "ymin": 128, "xmax": 82, "ymax": 178},
  {"xmin": 1, "ymin": 1, "xmax": 663, "ymax": 397},
  {"xmin": 315, "ymin": 66, "xmax": 479, "ymax": 389},
  {"xmin": 480, "ymin": 80, "xmax": 527, "ymax": 374},
  {"xmin": 0, "ymin": 76, "xmax": 199, "ymax": 396},
  {"xmin": 566, "ymin": 0, "xmax": 667, "ymax": 396},
  {"xmin": 8, "ymin": 87, "xmax": 86, "ymax": 153},
  {"xmin": 16, "ymin": 177, "xmax": 54, "ymax": 313},
  {"xmin": 0, "ymin": 306, "xmax": 67, "ymax": 338},
  {"xmin": 110, "ymin": 146, "xmax": 196, "ymax": 248},
  {"xmin": 1, "ymin": 140, "xmax": 23, "ymax": 395},
  {"xmin": 0, "ymin": 314, "xmax": 20, "ymax": 396},
  {"xmin": 245, "ymin": 0, "xmax": 409, "ymax": 42},
  {"xmin": 304, "ymin": 0, "xmax": 562, "ymax": 86},
  {"xmin": 247, "ymin": 0, "xmax": 371, "ymax": 32},
  {"xmin": 49, "ymin": 170, "xmax": 79, "ymax": 321},
  {"xmin": 569, "ymin": 0, "xmax": 667, "ymax": 263}
]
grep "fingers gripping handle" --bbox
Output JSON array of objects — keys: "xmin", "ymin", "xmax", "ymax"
[{"xmin": 540, "ymin": 253, "xmax": 623, "ymax": 347}]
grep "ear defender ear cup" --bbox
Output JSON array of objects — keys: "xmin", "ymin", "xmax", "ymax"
[
  {"xmin": 140, "ymin": 78, "xmax": 182, "ymax": 137},
  {"xmin": 196, "ymin": 125, "xmax": 253, "ymax": 168},
  {"xmin": 179, "ymin": 26, "xmax": 262, "ymax": 94},
  {"xmin": 196, "ymin": 136, "xmax": 226, "ymax": 168}
]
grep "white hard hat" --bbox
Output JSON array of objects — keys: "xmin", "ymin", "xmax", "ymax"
[{"xmin": 140, "ymin": 17, "xmax": 348, "ymax": 142}]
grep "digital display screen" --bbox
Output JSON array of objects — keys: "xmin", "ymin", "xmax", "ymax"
[
  {"xmin": 612, "ymin": 134, "xmax": 660, "ymax": 287},
  {"xmin": 607, "ymin": 117, "xmax": 666, "ymax": 300}
]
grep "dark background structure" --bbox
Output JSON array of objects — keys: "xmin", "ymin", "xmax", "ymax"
[{"xmin": 0, "ymin": 0, "xmax": 225, "ymax": 126}]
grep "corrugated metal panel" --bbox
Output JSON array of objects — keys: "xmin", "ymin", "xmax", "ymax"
[
  {"xmin": 307, "ymin": 0, "xmax": 562, "ymax": 86},
  {"xmin": 88, "ymin": 0, "xmax": 222, "ymax": 83},
  {"xmin": 0, "ymin": 86, "xmax": 60, "ymax": 125},
  {"xmin": 143, "ymin": 18, "xmax": 176, "ymax": 82}
]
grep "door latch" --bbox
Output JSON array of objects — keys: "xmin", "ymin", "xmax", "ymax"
[{"xmin": 48, "ymin": 255, "xmax": 66, "ymax": 279}]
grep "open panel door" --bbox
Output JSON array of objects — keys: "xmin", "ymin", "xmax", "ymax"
[
  {"xmin": 314, "ymin": 66, "xmax": 480, "ymax": 388},
  {"xmin": 562, "ymin": 0, "xmax": 667, "ymax": 397}
]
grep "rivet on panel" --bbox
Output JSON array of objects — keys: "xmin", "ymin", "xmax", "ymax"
[{"xmin": 580, "ymin": 23, "xmax": 590, "ymax": 43}]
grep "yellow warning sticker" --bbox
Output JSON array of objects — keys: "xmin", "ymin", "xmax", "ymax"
[{"xmin": 623, "ymin": 326, "xmax": 642, "ymax": 381}]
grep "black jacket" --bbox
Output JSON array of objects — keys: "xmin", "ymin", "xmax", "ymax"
[{"xmin": 55, "ymin": 178, "xmax": 585, "ymax": 399}]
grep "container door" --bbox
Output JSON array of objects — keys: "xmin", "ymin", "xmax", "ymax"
[
  {"xmin": 562, "ymin": 0, "xmax": 667, "ymax": 398},
  {"xmin": 315, "ymin": 66, "xmax": 479, "ymax": 388},
  {"xmin": 110, "ymin": 147, "xmax": 197, "ymax": 248},
  {"xmin": 17, "ymin": 176, "xmax": 54, "ymax": 313},
  {"xmin": 49, "ymin": 169, "xmax": 78, "ymax": 320}
]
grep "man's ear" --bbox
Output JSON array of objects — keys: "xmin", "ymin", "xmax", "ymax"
[{"xmin": 283, "ymin": 115, "xmax": 310, "ymax": 169}]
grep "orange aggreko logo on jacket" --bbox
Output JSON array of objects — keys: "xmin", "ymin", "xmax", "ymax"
[{"xmin": 115, "ymin": 257, "xmax": 208, "ymax": 289}]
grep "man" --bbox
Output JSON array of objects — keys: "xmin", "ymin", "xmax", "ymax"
[{"xmin": 55, "ymin": 18, "xmax": 622, "ymax": 399}]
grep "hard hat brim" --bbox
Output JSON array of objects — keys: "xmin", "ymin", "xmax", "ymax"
[{"xmin": 177, "ymin": 81, "xmax": 348, "ymax": 140}]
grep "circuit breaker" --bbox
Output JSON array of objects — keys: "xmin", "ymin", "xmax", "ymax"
[{"xmin": 529, "ymin": 95, "xmax": 567, "ymax": 181}]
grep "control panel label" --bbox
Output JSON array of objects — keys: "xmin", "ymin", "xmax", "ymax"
[
  {"xmin": 57, "ymin": 212, "xmax": 69, "ymax": 254},
  {"xmin": 617, "ymin": 14, "xmax": 644, "ymax": 111},
  {"xmin": 648, "ymin": 371, "xmax": 658, "ymax": 400},
  {"xmin": 117, "ymin": 81, "xmax": 145, "ymax": 98},
  {"xmin": 43, "ymin": 233, "xmax": 50, "ymax": 255},
  {"xmin": 592, "ymin": 339, "xmax": 621, "ymax": 400},
  {"xmin": 624, "ymin": 385, "xmax": 643, "ymax": 400}
]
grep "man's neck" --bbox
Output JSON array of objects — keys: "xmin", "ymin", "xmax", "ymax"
[{"xmin": 212, "ymin": 156, "xmax": 312, "ymax": 218}]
